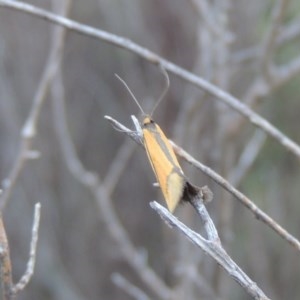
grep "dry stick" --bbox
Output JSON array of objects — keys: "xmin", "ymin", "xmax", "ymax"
[
  {"xmin": 0, "ymin": 1, "xmax": 69, "ymax": 210},
  {"xmin": 0, "ymin": 203, "xmax": 41, "ymax": 300},
  {"xmin": 171, "ymin": 141, "xmax": 300, "ymax": 252},
  {"xmin": 0, "ymin": 216, "xmax": 13, "ymax": 300},
  {"xmin": 1, "ymin": 1, "xmax": 300, "ymax": 160},
  {"xmin": 105, "ymin": 115, "xmax": 300, "ymax": 252},
  {"xmin": 150, "ymin": 201, "xmax": 270, "ymax": 300},
  {"xmin": 12, "ymin": 203, "xmax": 41, "ymax": 296},
  {"xmin": 189, "ymin": 0, "xmax": 233, "ymax": 42},
  {"xmin": 261, "ymin": 0, "xmax": 290, "ymax": 82},
  {"xmin": 228, "ymin": 130, "xmax": 266, "ymax": 187},
  {"xmin": 51, "ymin": 68, "xmax": 171, "ymax": 300},
  {"xmin": 111, "ymin": 273, "xmax": 151, "ymax": 300}
]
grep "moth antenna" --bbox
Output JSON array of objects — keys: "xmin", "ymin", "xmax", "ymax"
[
  {"xmin": 150, "ymin": 66, "xmax": 170, "ymax": 117},
  {"xmin": 115, "ymin": 74, "xmax": 145, "ymax": 116}
]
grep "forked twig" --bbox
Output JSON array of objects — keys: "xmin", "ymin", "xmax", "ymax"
[
  {"xmin": 150, "ymin": 201, "xmax": 270, "ymax": 300},
  {"xmin": 106, "ymin": 113, "xmax": 271, "ymax": 298}
]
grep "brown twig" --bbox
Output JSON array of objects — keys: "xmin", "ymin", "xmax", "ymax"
[
  {"xmin": 150, "ymin": 201, "xmax": 270, "ymax": 300},
  {"xmin": 1, "ymin": 0, "xmax": 300, "ymax": 160},
  {"xmin": 105, "ymin": 115, "xmax": 300, "ymax": 252}
]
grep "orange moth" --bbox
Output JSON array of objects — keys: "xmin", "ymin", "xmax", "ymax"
[{"xmin": 116, "ymin": 70, "xmax": 200, "ymax": 213}]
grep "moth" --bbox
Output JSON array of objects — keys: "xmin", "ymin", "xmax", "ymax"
[{"xmin": 116, "ymin": 70, "xmax": 209, "ymax": 212}]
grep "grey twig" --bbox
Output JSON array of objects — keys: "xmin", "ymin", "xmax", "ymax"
[
  {"xmin": 189, "ymin": 0, "xmax": 233, "ymax": 42},
  {"xmin": 0, "ymin": 0, "xmax": 71, "ymax": 210},
  {"xmin": 233, "ymin": 18, "xmax": 300, "ymax": 64},
  {"xmin": 150, "ymin": 201, "xmax": 270, "ymax": 300},
  {"xmin": 261, "ymin": 0, "xmax": 289, "ymax": 82},
  {"xmin": 1, "ymin": 0, "xmax": 300, "ymax": 160},
  {"xmin": 0, "ymin": 203, "xmax": 41, "ymax": 300},
  {"xmin": 172, "ymin": 141, "xmax": 300, "ymax": 252},
  {"xmin": 12, "ymin": 203, "xmax": 41, "ymax": 295},
  {"xmin": 228, "ymin": 130, "xmax": 266, "ymax": 186},
  {"xmin": 105, "ymin": 115, "xmax": 300, "ymax": 252},
  {"xmin": 0, "ymin": 217, "xmax": 13, "ymax": 300}
]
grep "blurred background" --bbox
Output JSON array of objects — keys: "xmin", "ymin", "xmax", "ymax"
[{"xmin": 0, "ymin": 0, "xmax": 300, "ymax": 299}]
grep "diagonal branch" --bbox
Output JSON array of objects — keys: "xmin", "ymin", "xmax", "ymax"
[
  {"xmin": 105, "ymin": 115, "xmax": 300, "ymax": 252},
  {"xmin": 1, "ymin": 0, "xmax": 300, "ymax": 160}
]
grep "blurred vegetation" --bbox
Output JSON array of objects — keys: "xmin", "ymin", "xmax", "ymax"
[{"xmin": 0, "ymin": 0, "xmax": 300, "ymax": 299}]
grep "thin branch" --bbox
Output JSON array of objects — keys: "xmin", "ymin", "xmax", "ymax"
[
  {"xmin": 12, "ymin": 203, "xmax": 41, "ymax": 295},
  {"xmin": 150, "ymin": 201, "xmax": 270, "ymax": 300},
  {"xmin": 1, "ymin": 1, "xmax": 300, "ymax": 160},
  {"xmin": 261, "ymin": 0, "xmax": 290, "ymax": 83},
  {"xmin": 0, "ymin": 216, "xmax": 13, "ymax": 300},
  {"xmin": 105, "ymin": 115, "xmax": 300, "ymax": 252},
  {"xmin": 189, "ymin": 0, "xmax": 233, "ymax": 42},
  {"xmin": 0, "ymin": 0, "xmax": 70, "ymax": 210},
  {"xmin": 171, "ymin": 141, "xmax": 300, "ymax": 252},
  {"xmin": 189, "ymin": 191, "xmax": 219, "ymax": 242},
  {"xmin": 0, "ymin": 203, "xmax": 41, "ymax": 300},
  {"xmin": 229, "ymin": 130, "xmax": 266, "ymax": 186},
  {"xmin": 233, "ymin": 18, "xmax": 300, "ymax": 65},
  {"xmin": 111, "ymin": 273, "xmax": 151, "ymax": 300}
]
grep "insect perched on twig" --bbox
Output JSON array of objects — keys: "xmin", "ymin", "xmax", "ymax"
[{"xmin": 114, "ymin": 67, "xmax": 212, "ymax": 213}]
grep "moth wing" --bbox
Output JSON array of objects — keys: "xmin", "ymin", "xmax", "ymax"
[
  {"xmin": 143, "ymin": 125, "xmax": 185, "ymax": 212},
  {"xmin": 166, "ymin": 171, "xmax": 186, "ymax": 212}
]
